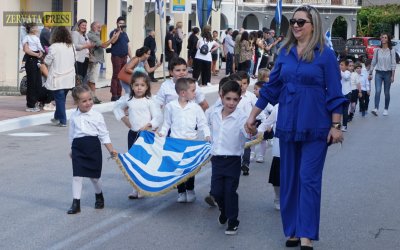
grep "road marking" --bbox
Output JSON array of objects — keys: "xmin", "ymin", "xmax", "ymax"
[{"xmin": 8, "ymin": 132, "xmax": 52, "ymax": 137}]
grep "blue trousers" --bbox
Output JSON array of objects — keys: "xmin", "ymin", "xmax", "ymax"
[
  {"xmin": 279, "ymin": 140, "xmax": 328, "ymax": 241},
  {"xmin": 210, "ymin": 156, "xmax": 241, "ymax": 227},
  {"xmin": 374, "ymin": 70, "xmax": 392, "ymax": 110}
]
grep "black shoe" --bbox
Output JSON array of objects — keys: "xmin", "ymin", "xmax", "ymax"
[
  {"xmin": 241, "ymin": 164, "xmax": 249, "ymax": 176},
  {"xmin": 67, "ymin": 199, "xmax": 81, "ymax": 214},
  {"xmin": 151, "ymin": 78, "xmax": 158, "ymax": 82},
  {"xmin": 225, "ymin": 221, "xmax": 239, "ymax": 235},
  {"xmin": 95, "ymin": 192, "xmax": 104, "ymax": 209},
  {"xmin": 218, "ymin": 212, "xmax": 227, "ymax": 225},
  {"xmin": 285, "ymin": 238, "xmax": 300, "ymax": 247},
  {"xmin": 111, "ymin": 96, "xmax": 118, "ymax": 102},
  {"xmin": 300, "ymin": 246, "xmax": 313, "ymax": 250},
  {"xmin": 205, "ymin": 195, "xmax": 217, "ymax": 207},
  {"xmin": 93, "ymin": 96, "xmax": 102, "ymax": 104}
]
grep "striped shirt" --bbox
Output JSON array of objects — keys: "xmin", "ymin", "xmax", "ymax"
[{"xmin": 371, "ymin": 48, "xmax": 396, "ymax": 72}]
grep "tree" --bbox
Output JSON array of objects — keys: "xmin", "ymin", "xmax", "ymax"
[{"xmin": 357, "ymin": 4, "xmax": 400, "ymax": 37}]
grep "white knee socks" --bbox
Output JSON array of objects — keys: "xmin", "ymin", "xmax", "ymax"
[{"xmin": 72, "ymin": 177, "xmax": 102, "ymax": 199}]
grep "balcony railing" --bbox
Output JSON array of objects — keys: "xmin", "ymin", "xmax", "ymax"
[{"xmin": 241, "ymin": 0, "xmax": 359, "ymax": 6}]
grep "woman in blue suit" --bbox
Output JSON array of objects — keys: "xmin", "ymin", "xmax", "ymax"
[{"xmin": 246, "ymin": 5, "xmax": 347, "ymax": 249}]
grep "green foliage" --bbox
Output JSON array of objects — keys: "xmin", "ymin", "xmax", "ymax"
[
  {"xmin": 332, "ymin": 16, "xmax": 347, "ymax": 39},
  {"xmin": 357, "ymin": 4, "xmax": 400, "ymax": 37}
]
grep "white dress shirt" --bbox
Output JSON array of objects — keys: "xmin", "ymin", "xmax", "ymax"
[
  {"xmin": 360, "ymin": 68, "xmax": 371, "ymax": 92},
  {"xmin": 113, "ymin": 95, "xmax": 162, "ymax": 131},
  {"xmin": 68, "ymin": 109, "xmax": 111, "ymax": 145},
  {"xmin": 155, "ymin": 79, "xmax": 205, "ymax": 106},
  {"xmin": 205, "ymin": 97, "xmax": 222, "ymax": 126},
  {"xmin": 350, "ymin": 72, "xmax": 361, "ymax": 90},
  {"xmin": 341, "ymin": 70, "xmax": 352, "ymax": 95},
  {"xmin": 208, "ymin": 106, "xmax": 250, "ymax": 156},
  {"xmin": 160, "ymin": 100, "xmax": 210, "ymax": 140},
  {"xmin": 238, "ymin": 90, "xmax": 266, "ymax": 120},
  {"xmin": 258, "ymin": 104, "xmax": 280, "ymax": 157}
]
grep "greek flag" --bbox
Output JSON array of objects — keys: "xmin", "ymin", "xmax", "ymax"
[
  {"xmin": 275, "ymin": 0, "xmax": 282, "ymax": 25},
  {"xmin": 325, "ymin": 29, "xmax": 333, "ymax": 50},
  {"xmin": 155, "ymin": 0, "xmax": 164, "ymax": 18},
  {"xmin": 116, "ymin": 131, "xmax": 211, "ymax": 196}
]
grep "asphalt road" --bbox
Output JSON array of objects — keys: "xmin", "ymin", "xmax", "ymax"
[{"xmin": 1, "ymin": 69, "xmax": 400, "ymax": 249}]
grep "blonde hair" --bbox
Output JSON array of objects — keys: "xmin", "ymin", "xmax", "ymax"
[
  {"xmin": 279, "ymin": 5, "xmax": 325, "ymax": 62},
  {"xmin": 258, "ymin": 68, "xmax": 270, "ymax": 81}
]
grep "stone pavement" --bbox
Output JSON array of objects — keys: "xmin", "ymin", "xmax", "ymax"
[{"xmin": 0, "ymin": 72, "xmax": 226, "ymax": 132}]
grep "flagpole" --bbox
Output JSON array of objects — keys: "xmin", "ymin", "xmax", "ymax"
[{"xmin": 159, "ymin": 15, "xmax": 166, "ymax": 80}]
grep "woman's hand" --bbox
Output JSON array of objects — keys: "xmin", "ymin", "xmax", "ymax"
[
  {"xmin": 391, "ymin": 75, "xmax": 395, "ymax": 83},
  {"xmin": 245, "ymin": 117, "xmax": 257, "ymax": 135},
  {"xmin": 327, "ymin": 127, "xmax": 343, "ymax": 145}
]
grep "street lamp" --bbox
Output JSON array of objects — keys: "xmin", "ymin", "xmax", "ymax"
[{"xmin": 213, "ymin": 0, "xmax": 222, "ymax": 11}]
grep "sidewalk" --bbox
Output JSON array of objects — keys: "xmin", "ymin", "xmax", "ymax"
[{"xmin": 0, "ymin": 72, "xmax": 226, "ymax": 132}]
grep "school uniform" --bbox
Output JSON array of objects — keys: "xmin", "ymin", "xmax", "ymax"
[
  {"xmin": 340, "ymin": 70, "xmax": 352, "ymax": 127},
  {"xmin": 208, "ymin": 106, "xmax": 250, "ymax": 228},
  {"xmin": 155, "ymin": 79, "xmax": 205, "ymax": 107},
  {"xmin": 69, "ymin": 109, "xmax": 111, "ymax": 178},
  {"xmin": 359, "ymin": 69, "xmax": 371, "ymax": 113},
  {"xmin": 160, "ymin": 100, "xmax": 210, "ymax": 193},
  {"xmin": 113, "ymin": 95, "xmax": 162, "ymax": 148}
]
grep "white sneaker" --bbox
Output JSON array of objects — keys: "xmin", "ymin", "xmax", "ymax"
[
  {"xmin": 383, "ymin": 109, "xmax": 388, "ymax": 116},
  {"xmin": 43, "ymin": 103, "xmax": 56, "ymax": 111},
  {"xmin": 51, "ymin": 118, "xmax": 59, "ymax": 124},
  {"xmin": 371, "ymin": 108, "xmax": 378, "ymax": 116},
  {"xmin": 274, "ymin": 199, "xmax": 280, "ymax": 211},
  {"xmin": 186, "ymin": 190, "xmax": 196, "ymax": 203},
  {"xmin": 341, "ymin": 126, "xmax": 347, "ymax": 132},
  {"xmin": 256, "ymin": 155, "xmax": 264, "ymax": 163},
  {"xmin": 250, "ymin": 152, "xmax": 256, "ymax": 161},
  {"xmin": 128, "ymin": 189, "xmax": 143, "ymax": 199},
  {"xmin": 207, "ymin": 82, "xmax": 212, "ymax": 87},
  {"xmin": 177, "ymin": 192, "xmax": 187, "ymax": 203},
  {"xmin": 25, "ymin": 107, "xmax": 40, "ymax": 112}
]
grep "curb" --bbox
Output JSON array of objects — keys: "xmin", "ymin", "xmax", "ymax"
[{"xmin": 0, "ymin": 84, "xmax": 220, "ymax": 133}]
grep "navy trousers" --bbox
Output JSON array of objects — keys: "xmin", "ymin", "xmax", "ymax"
[
  {"xmin": 279, "ymin": 139, "xmax": 328, "ymax": 241},
  {"xmin": 210, "ymin": 156, "xmax": 241, "ymax": 227}
]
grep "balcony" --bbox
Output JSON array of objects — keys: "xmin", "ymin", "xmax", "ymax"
[{"xmin": 240, "ymin": 0, "xmax": 359, "ymax": 6}]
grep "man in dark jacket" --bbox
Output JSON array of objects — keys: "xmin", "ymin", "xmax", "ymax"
[{"xmin": 144, "ymin": 30, "xmax": 158, "ymax": 82}]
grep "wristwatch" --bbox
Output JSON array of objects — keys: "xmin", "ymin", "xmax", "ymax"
[{"xmin": 331, "ymin": 123, "xmax": 341, "ymax": 130}]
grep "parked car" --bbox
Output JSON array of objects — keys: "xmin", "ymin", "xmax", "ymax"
[
  {"xmin": 345, "ymin": 37, "xmax": 381, "ymax": 62},
  {"xmin": 391, "ymin": 39, "xmax": 400, "ymax": 64},
  {"xmin": 331, "ymin": 37, "xmax": 346, "ymax": 59}
]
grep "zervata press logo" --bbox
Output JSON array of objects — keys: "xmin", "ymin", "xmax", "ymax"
[{"xmin": 3, "ymin": 11, "xmax": 72, "ymax": 26}]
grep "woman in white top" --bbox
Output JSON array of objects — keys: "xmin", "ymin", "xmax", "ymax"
[
  {"xmin": 72, "ymin": 19, "xmax": 94, "ymax": 83},
  {"xmin": 192, "ymin": 25, "xmax": 219, "ymax": 86},
  {"xmin": 44, "ymin": 27, "xmax": 76, "ymax": 126},
  {"xmin": 370, "ymin": 32, "xmax": 397, "ymax": 116},
  {"xmin": 22, "ymin": 23, "xmax": 44, "ymax": 112}
]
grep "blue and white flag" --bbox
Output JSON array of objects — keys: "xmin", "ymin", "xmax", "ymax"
[
  {"xmin": 116, "ymin": 131, "xmax": 211, "ymax": 196},
  {"xmin": 325, "ymin": 29, "xmax": 333, "ymax": 50},
  {"xmin": 155, "ymin": 0, "xmax": 165, "ymax": 18},
  {"xmin": 274, "ymin": 0, "xmax": 282, "ymax": 26}
]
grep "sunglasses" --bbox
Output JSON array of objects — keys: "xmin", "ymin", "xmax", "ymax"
[{"xmin": 289, "ymin": 18, "xmax": 312, "ymax": 27}]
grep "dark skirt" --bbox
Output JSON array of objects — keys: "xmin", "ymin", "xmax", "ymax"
[
  {"xmin": 72, "ymin": 136, "xmax": 102, "ymax": 178},
  {"xmin": 268, "ymin": 156, "xmax": 280, "ymax": 186}
]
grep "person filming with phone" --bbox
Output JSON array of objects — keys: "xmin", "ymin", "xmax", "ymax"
[{"xmin": 109, "ymin": 16, "xmax": 132, "ymax": 101}]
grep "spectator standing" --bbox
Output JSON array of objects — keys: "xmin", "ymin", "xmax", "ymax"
[
  {"xmin": 238, "ymin": 31, "xmax": 253, "ymax": 73},
  {"xmin": 72, "ymin": 19, "xmax": 94, "ymax": 85},
  {"xmin": 40, "ymin": 25, "xmax": 51, "ymax": 54},
  {"xmin": 187, "ymin": 27, "xmax": 200, "ymax": 70},
  {"xmin": 211, "ymin": 30, "xmax": 221, "ymax": 76},
  {"xmin": 234, "ymin": 28, "xmax": 244, "ymax": 72},
  {"xmin": 144, "ymin": 30, "xmax": 158, "ymax": 82},
  {"xmin": 370, "ymin": 32, "xmax": 396, "ymax": 116},
  {"xmin": 22, "ymin": 23, "xmax": 44, "ymax": 112},
  {"xmin": 44, "ymin": 26, "xmax": 76, "ymax": 127},
  {"xmin": 175, "ymin": 21, "xmax": 185, "ymax": 56},
  {"xmin": 224, "ymin": 28, "xmax": 235, "ymax": 76},
  {"xmin": 165, "ymin": 25, "xmax": 177, "ymax": 66},
  {"xmin": 109, "ymin": 16, "xmax": 132, "ymax": 101},
  {"xmin": 87, "ymin": 21, "xmax": 119, "ymax": 104},
  {"xmin": 192, "ymin": 25, "xmax": 219, "ymax": 86}
]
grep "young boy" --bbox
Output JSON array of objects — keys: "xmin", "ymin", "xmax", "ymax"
[
  {"xmin": 208, "ymin": 80, "xmax": 257, "ymax": 235},
  {"xmin": 234, "ymin": 71, "xmax": 265, "ymax": 175},
  {"xmin": 339, "ymin": 59, "xmax": 352, "ymax": 131},
  {"xmin": 159, "ymin": 78, "xmax": 211, "ymax": 203},
  {"xmin": 350, "ymin": 62, "xmax": 362, "ymax": 120},
  {"xmin": 359, "ymin": 60, "xmax": 371, "ymax": 117},
  {"xmin": 156, "ymin": 57, "xmax": 209, "ymax": 111}
]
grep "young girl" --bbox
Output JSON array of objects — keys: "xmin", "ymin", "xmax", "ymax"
[
  {"xmin": 258, "ymin": 104, "xmax": 280, "ymax": 210},
  {"xmin": 113, "ymin": 71, "xmax": 162, "ymax": 199},
  {"xmin": 68, "ymin": 85, "xmax": 117, "ymax": 214}
]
